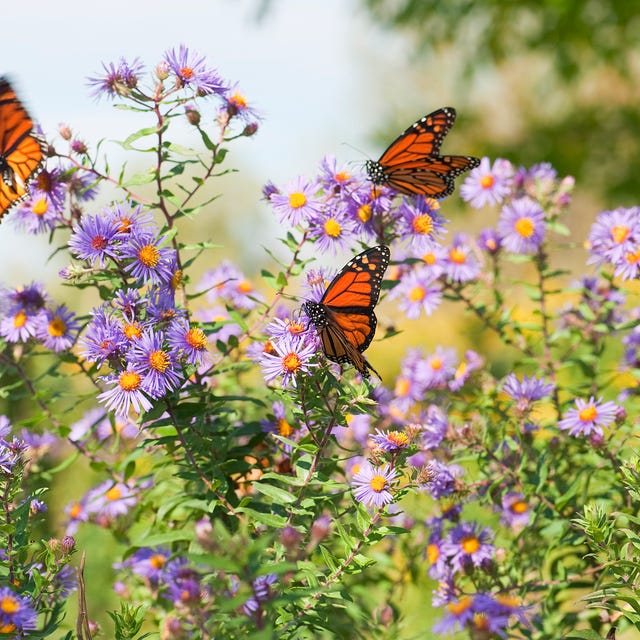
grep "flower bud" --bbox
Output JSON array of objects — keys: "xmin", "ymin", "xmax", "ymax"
[
  {"xmin": 58, "ymin": 123, "xmax": 72, "ymax": 140},
  {"xmin": 184, "ymin": 105, "xmax": 200, "ymax": 126},
  {"xmin": 156, "ymin": 61, "xmax": 170, "ymax": 81}
]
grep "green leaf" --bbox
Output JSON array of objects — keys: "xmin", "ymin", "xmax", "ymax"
[
  {"xmin": 234, "ymin": 507, "xmax": 288, "ymax": 528},
  {"xmin": 251, "ymin": 482, "xmax": 296, "ymax": 504}
]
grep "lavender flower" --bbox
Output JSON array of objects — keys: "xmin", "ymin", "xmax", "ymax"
[
  {"xmin": 88, "ymin": 57, "xmax": 144, "ymax": 99},
  {"xmin": 0, "ymin": 586, "xmax": 37, "ymax": 634},
  {"xmin": 68, "ymin": 214, "xmax": 121, "ymax": 266},
  {"xmin": 460, "ymin": 157, "xmax": 514, "ymax": 208},
  {"xmin": 97, "ymin": 367, "xmax": 153, "ymax": 415},
  {"xmin": 352, "ymin": 463, "xmax": 397, "ymax": 508},
  {"xmin": 259, "ymin": 334, "xmax": 317, "ymax": 388},
  {"xmin": 497, "ymin": 197, "xmax": 546, "ymax": 254},
  {"xmin": 269, "ymin": 176, "xmax": 322, "ymax": 226},
  {"xmin": 389, "ymin": 266, "xmax": 442, "ymax": 319},
  {"xmin": 128, "ymin": 330, "xmax": 183, "ymax": 398},
  {"xmin": 441, "ymin": 521, "xmax": 494, "ymax": 572},
  {"xmin": 35, "ymin": 304, "xmax": 79, "ymax": 352},
  {"xmin": 164, "ymin": 44, "xmax": 228, "ymax": 95},
  {"xmin": 557, "ymin": 396, "xmax": 619, "ymax": 437}
]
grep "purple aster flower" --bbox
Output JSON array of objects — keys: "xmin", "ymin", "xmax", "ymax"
[
  {"xmin": 117, "ymin": 547, "xmax": 171, "ymax": 586},
  {"xmin": 79, "ymin": 307, "xmax": 128, "ymax": 368},
  {"xmin": 199, "ymin": 260, "xmax": 262, "ymax": 309},
  {"xmin": 343, "ymin": 413, "xmax": 372, "ymax": 447},
  {"xmin": 84, "ymin": 479, "xmax": 139, "ymax": 524},
  {"xmin": 104, "ymin": 201, "xmax": 157, "ymax": 236},
  {"xmin": 460, "ymin": 157, "xmax": 514, "ymax": 208},
  {"xmin": 28, "ymin": 167, "xmax": 67, "ymax": 211},
  {"xmin": 242, "ymin": 574, "xmax": 278, "ymax": 617},
  {"xmin": 587, "ymin": 207, "xmax": 640, "ymax": 272},
  {"xmin": 264, "ymin": 316, "xmax": 309, "ymax": 343},
  {"xmin": 35, "ymin": 304, "xmax": 79, "ymax": 352},
  {"xmin": 497, "ymin": 197, "xmax": 546, "ymax": 254},
  {"xmin": 163, "ymin": 45, "xmax": 227, "ymax": 95},
  {"xmin": 0, "ymin": 586, "xmax": 37, "ymax": 634},
  {"xmin": 502, "ymin": 373, "xmax": 554, "ymax": 412},
  {"xmin": 13, "ymin": 191, "xmax": 62, "ymax": 234},
  {"xmin": 68, "ymin": 214, "xmax": 121, "ymax": 267},
  {"xmin": 307, "ymin": 204, "xmax": 357, "ymax": 255},
  {"xmin": 500, "ymin": 492, "xmax": 531, "ymax": 529},
  {"xmin": 441, "ymin": 521, "xmax": 494, "ymax": 572},
  {"xmin": 370, "ymin": 429, "xmax": 410, "ymax": 453},
  {"xmin": 477, "ymin": 228, "xmax": 502, "ymax": 254},
  {"xmin": 261, "ymin": 401, "xmax": 297, "ymax": 449},
  {"xmin": 0, "ymin": 307, "xmax": 42, "ymax": 342},
  {"xmin": 302, "ymin": 267, "xmax": 334, "ymax": 303},
  {"xmin": 397, "ymin": 196, "xmax": 448, "ymax": 250},
  {"xmin": 432, "ymin": 594, "xmax": 475, "ymax": 635},
  {"xmin": 351, "ymin": 462, "xmax": 397, "ymax": 508},
  {"xmin": 166, "ymin": 320, "xmax": 208, "ymax": 366},
  {"xmin": 426, "ymin": 534, "xmax": 451, "ymax": 580},
  {"xmin": 221, "ymin": 84, "xmax": 261, "ymax": 123},
  {"xmin": 420, "ymin": 404, "xmax": 448, "ymax": 449},
  {"xmin": 449, "ymin": 349, "xmax": 484, "ymax": 391},
  {"xmin": 468, "ymin": 593, "xmax": 512, "ymax": 637},
  {"xmin": 66, "ymin": 166, "xmax": 100, "ymax": 201},
  {"xmin": 342, "ymin": 183, "xmax": 393, "ymax": 241},
  {"xmin": 146, "ymin": 287, "xmax": 185, "ymax": 325},
  {"xmin": 113, "ymin": 289, "xmax": 142, "ymax": 316},
  {"xmin": 416, "ymin": 346, "xmax": 458, "ymax": 390},
  {"xmin": 259, "ymin": 334, "xmax": 317, "ymax": 388},
  {"xmin": 128, "ymin": 330, "xmax": 183, "ymax": 398},
  {"xmin": 443, "ymin": 233, "xmax": 481, "ymax": 282},
  {"xmin": 64, "ymin": 498, "xmax": 90, "ymax": 535},
  {"xmin": 120, "ymin": 232, "xmax": 175, "ymax": 286},
  {"xmin": 389, "ymin": 266, "xmax": 442, "ymax": 319},
  {"xmin": 69, "ymin": 407, "xmax": 113, "ymax": 442},
  {"xmin": 1, "ymin": 281, "xmax": 48, "ymax": 313},
  {"xmin": 269, "ymin": 176, "xmax": 322, "ymax": 226},
  {"xmin": 88, "ymin": 57, "xmax": 144, "ymax": 99},
  {"xmin": 557, "ymin": 396, "xmax": 619, "ymax": 437},
  {"xmin": 421, "ymin": 460, "xmax": 461, "ymax": 499},
  {"xmin": 53, "ymin": 564, "xmax": 77, "ymax": 598},
  {"xmin": 97, "ymin": 367, "xmax": 153, "ymax": 415},
  {"xmin": 317, "ymin": 154, "xmax": 358, "ymax": 193}
]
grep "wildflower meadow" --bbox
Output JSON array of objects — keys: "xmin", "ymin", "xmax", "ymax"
[{"xmin": 2, "ymin": 47, "xmax": 640, "ymax": 640}]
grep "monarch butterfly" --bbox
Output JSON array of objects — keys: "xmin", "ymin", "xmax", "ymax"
[
  {"xmin": 0, "ymin": 77, "xmax": 47, "ymax": 220},
  {"xmin": 302, "ymin": 245, "xmax": 390, "ymax": 379},
  {"xmin": 365, "ymin": 107, "xmax": 480, "ymax": 199}
]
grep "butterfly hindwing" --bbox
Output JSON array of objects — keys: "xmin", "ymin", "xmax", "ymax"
[
  {"xmin": 303, "ymin": 245, "xmax": 390, "ymax": 378},
  {"xmin": 366, "ymin": 107, "xmax": 479, "ymax": 199},
  {"xmin": 0, "ymin": 77, "xmax": 47, "ymax": 221}
]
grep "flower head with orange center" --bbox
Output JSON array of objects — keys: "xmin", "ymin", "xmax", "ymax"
[
  {"xmin": 497, "ymin": 196, "xmax": 546, "ymax": 254},
  {"xmin": 259, "ymin": 334, "xmax": 317, "ymax": 388},
  {"xmin": 270, "ymin": 176, "xmax": 322, "ymax": 226},
  {"xmin": 558, "ymin": 395, "xmax": 619, "ymax": 437},
  {"xmin": 352, "ymin": 463, "xmax": 397, "ymax": 508},
  {"xmin": 460, "ymin": 157, "xmax": 514, "ymax": 208},
  {"xmin": 441, "ymin": 521, "xmax": 494, "ymax": 572},
  {"xmin": 164, "ymin": 44, "xmax": 228, "ymax": 95},
  {"xmin": 398, "ymin": 196, "xmax": 446, "ymax": 250}
]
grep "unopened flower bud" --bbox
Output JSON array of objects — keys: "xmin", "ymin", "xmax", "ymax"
[
  {"xmin": 58, "ymin": 123, "xmax": 72, "ymax": 140},
  {"xmin": 156, "ymin": 61, "xmax": 170, "ymax": 81}
]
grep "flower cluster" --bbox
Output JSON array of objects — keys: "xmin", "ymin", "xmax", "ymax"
[{"xmin": 0, "ymin": 281, "xmax": 79, "ymax": 352}]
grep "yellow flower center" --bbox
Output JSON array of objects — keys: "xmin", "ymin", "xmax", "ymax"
[
  {"xmin": 461, "ymin": 535, "xmax": 480, "ymax": 554},
  {"xmin": 237, "ymin": 279, "xmax": 253, "ymax": 294},
  {"xmin": 357, "ymin": 204, "xmax": 372, "ymax": 223},
  {"xmin": 511, "ymin": 500, "xmax": 529, "ymax": 514},
  {"xmin": 625, "ymin": 248, "xmax": 640, "ymax": 264},
  {"xmin": 150, "ymin": 554, "xmax": 166, "ymax": 570},
  {"xmin": 473, "ymin": 613, "xmax": 490, "ymax": 631},
  {"xmin": 394, "ymin": 377, "xmax": 411, "ymax": 397},
  {"xmin": 485, "ymin": 238, "xmax": 497, "ymax": 250},
  {"xmin": 409, "ymin": 286, "xmax": 425, "ymax": 302},
  {"xmin": 105, "ymin": 486, "xmax": 122, "ymax": 500},
  {"xmin": 427, "ymin": 543, "xmax": 440, "ymax": 563},
  {"xmin": 480, "ymin": 175, "xmax": 495, "ymax": 189},
  {"xmin": 0, "ymin": 622, "xmax": 16, "ymax": 633},
  {"xmin": 117, "ymin": 217, "xmax": 133, "ymax": 233},
  {"xmin": 323, "ymin": 218, "xmax": 342, "ymax": 238},
  {"xmin": 13, "ymin": 311, "xmax": 27, "ymax": 328},
  {"xmin": 422, "ymin": 252, "xmax": 437, "ymax": 265},
  {"xmin": 186, "ymin": 328, "xmax": 207, "ymax": 350},
  {"xmin": 495, "ymin": 593, "xmax": 520, "ymax": 608},
  {"xmin": 387, "ymin": 431, "xmax": 409, "ymax": 447},
  {"xmin": 229, "ymin": 91, "xmax": 247, "ymax": 109},
  {"xmin": 282, "ymin": 352, "xmax": 302, "ymax": 373},
  {"xmin": 289, "ymin": 192, "xmax": 307, "ymax": 209},
  {"xmin": 412, "ymin": 213, "xmax": 434, "ymax": 236},
  {"xmin": 149, "ymin": 350, "xmax": 170, "ymax": 372},
  {"xmin": 515, "ymin": 217, "xmax": 535, "ymax": 238},
  {"xmin": 119, "ymin": 370, "xmax": 142, "ymax": 392},
  {"xmin": 335, "ymin": 171, "xmax": 351, "ymax": 183},
  {"xmin": 180, "ymin": 66, "xmax": 194, "ymax": 80},
  {"xmin": 430, "ymin": 356, "xmax": 443, "ymax": 371},
  {"xmin": 170, "ymin": 269, "xmax": 184, "ymax": 291},
  {"xmin": 369, "ymin": 474, "xmax": 387, "ymax": 492},
  {"xmin": 0, "ymin": 596, "xmax": 20, "ymax": 615},
  {"xmin": 69, "ymin": 503, "xmax": 83, "ymax": 519},
  {"xmin": 138, "ymin": 244, "xmax": 160, "ymax": 267},
  {"xmin": 278, "ymin": 418, "xmax": 293, "ymax": 437},
  {"xmin": 287, "ymin": 321, "xmax": 305, "ymax": 335},
  {"xmin": 447, "ymin": 596, "xmax": 473, "ymax": 615},
  {"xmin": 33, "ymin": 197, "xmax": 48, "ymax": 216},
  {"xmin": 449, "ymin": 248, "xmax": 466, "ymax": 264},
  {"xmin": 123, "ymin": 322, "xmax": 143, "ymax": 341},
  {"xmin": 454, "ymin": 361, "xmax": 468, "ymax": 380},
  {"xmin": 578, "ymin": 404, "xmax": 598, "ymax": 422},
  {"xmin": 48, "ymin": 315, "xmax": 67, "ymax": 337},
  {"xmin": 612, "ymin": 225, "xmax": 630, "ymax": 243}
]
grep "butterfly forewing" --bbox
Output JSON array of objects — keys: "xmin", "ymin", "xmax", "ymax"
[
  {"xmin": 304, "ymin": 245, "xmax": 390, "ymax": 377},
  {"xmin": 366, "ymin": 106, "xmax": 479, "ymax": 199},
  {"xmin": 0, "ymin": 77, "xmax": 47, "ymax": 220}
]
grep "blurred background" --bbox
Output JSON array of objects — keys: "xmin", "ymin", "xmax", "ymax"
[{"xmin": 3, "ymin": 0, "xmax": 640, "ymax": 636}]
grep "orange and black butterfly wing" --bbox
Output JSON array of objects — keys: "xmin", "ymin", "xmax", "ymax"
[
  {"xmin": 366, "ymin": 107, "xmax": 480, "ymax": 198},
  {"xmin": 0, "ymin": 78, "xmax": 47, "ymax": 219},
  {"xmin": 377, "ymin": 107, "xmax": 456, "ymax": 167},
  {"xmin": 304, "ymin": 245, "xmax": 390, "ymax": 377}
]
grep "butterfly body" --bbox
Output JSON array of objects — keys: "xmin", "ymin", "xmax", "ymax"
[
  {"xmin": 303, "ymin": 245, "xmax": 390, "ymax": 379},
  {"xmin": 0, "ymin": 77, "xmax": 47, "ymax": 220},
  {"xmin": 366, "ymin": 107, "xmax": 479, "ymax": 198}
]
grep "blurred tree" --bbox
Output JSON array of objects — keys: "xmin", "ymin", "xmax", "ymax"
[{"xmin": 362, "ymin": 0, "xmax": 640, "ymax": 202}]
